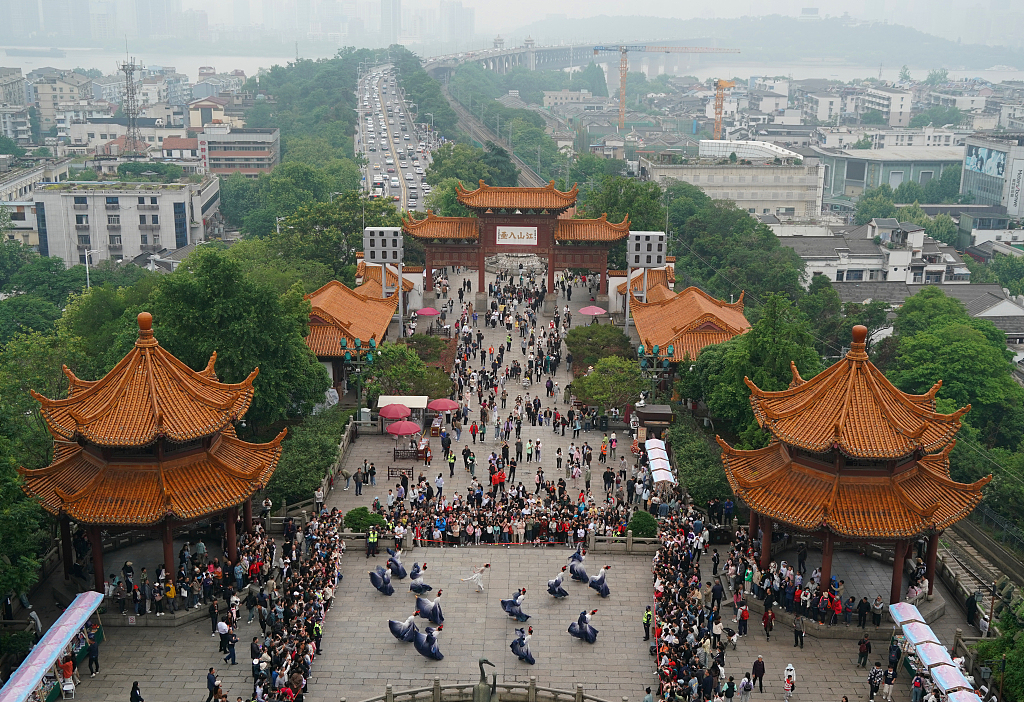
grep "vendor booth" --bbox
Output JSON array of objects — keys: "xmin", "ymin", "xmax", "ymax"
[
  {"xmin": 1, "ymin": 592, "xmax": 104, "ymax": 702},
  {"xmin": 888, "ymin": 603, "xmax": 980, "ymax": 701}
]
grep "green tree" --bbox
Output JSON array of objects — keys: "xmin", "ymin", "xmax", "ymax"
[
  {"xmin": 926, "ymin": 213, "xmax": 958, "ymax": 245},
  {"xmin": 0, "ymin": 135, "xmax": 25, "ymax": 157},
  {"xmin": 851, "ymin": 135, "xmax": 873, "ymax": 149},
  {"xmin": 264, "ymin": 406, "xmax": 352, "ymax": 505},
  {"xmin": 909, "ymin": 105, "xmax": 962, "ymax": 128},
  {"xmin": 861, "ymin": 109, "xmax": 886, "ymax": 125},
  {"xmin": 924, "ymin": 68, "xmax": 949, "ymax": 85},
  {"xmin": 567, "ymin": 356, "xmax": 646, "ymax": 412},
  {"xmin": 893, "ymin": 180, "xmax": 925, "ymax": 204},
  {"xmin": 665, "ymin": 416, "xmax": 731, "ymax": 508},
  {"xmin": 899, "ymin": 65, "xmax": 912, "ymax": 82},
  {"xmin": 148, "ymin": 246, "xmax": 330, "ymax": 433},
  {"xmin": 0, "ymin": 295, "xmax": 61, "ymax": 346},
  {"xmin": 570, "ymin": 63, "xmax": 609, "ymax": 97},
  {"xmin": 563, "ymin": 324, "xmax": 633, "ymax": 369},
  {"xmin": 480, "ymin": 142, "xmax": 519, "ymax": 187},
  {"xmin": 364, "ymin": 342, "xmax": 452, "ymax": 408},
  {"xmin": 854, "ymin": 185, "xmax": 897, "ymax": 224},
  {"xmin": 423, "ymin": 178, "xmax": 475, "ymax": 217},
  {"xmin": 576, "ymin": 176, "xmax": 665, "ymax": 268},
  {"xmin": 0, "ymin": 453, "xmax": 47, "ymax": 597},
  {"xmin": 0, "ymin": 240, "xmax": 33, "ymax": 289},
  {"xmin": 32, "ymin": 147, "xmax": 50, "ymax": 157},
  {"xmin": 426, "ymin": 142, "xmax": 493, "ymax": 186}
]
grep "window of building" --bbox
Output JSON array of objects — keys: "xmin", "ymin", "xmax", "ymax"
[
  {"xmin": 87, "ymin": 132, "xmax": 95, "ymax": 138},
  {"xmin": 888, "ymin": 171, "xmax": 904, "ymax": 187},
  {"xmin": 836, "ymin": 270, "xmax": 845, "ymax": 282},
  {"xmin": 150, "ymin": 197, "xmax": 157, "ymax": 204},
  {"xmin": 141, "ymin": 233, "xmax": 148, "ymax": 245},
  {"xmin": 76, "ymin": 214, "xmax": 88, "ymax": 225},
  {"xmin": 919, "ymin": 171, "xmax": 934, "ymax": 185},
  {"xmin": 73, "ymin": 196, "xmax": 87, "ymax": 205},
  {"xmin": 151, "ymin": 214, "xmax": 159, "ymax": 225},
  {"xmin": 139, "ymin": 215, "xmax": 147, "ymax": 225},
  {"xmin": 138, "ymin": 197, "xmax": 146, "ymax": 205},
  {"xmin": 105, "ymin": 196, "xmax": 118, "ymax": 205},
  {"xmin": 108, "ymin": 214, "xmax": 120, "ymax": 225},
  {"xmin": 846, "ymin": 270, "xmax": 864, "ymax": 281},
  {"xmin": 77, "ymin": 235, "xmax": 90, "ymax": 246}
]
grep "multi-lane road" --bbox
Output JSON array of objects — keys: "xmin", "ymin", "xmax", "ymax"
[{"xmin": 355, "ymin": 67, "xmax": 431, "ymax": 213}]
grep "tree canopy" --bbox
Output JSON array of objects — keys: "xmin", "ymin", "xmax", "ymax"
[{"xmin": 568, "ymin": 356, "xmax": 646, "ymax": 413}]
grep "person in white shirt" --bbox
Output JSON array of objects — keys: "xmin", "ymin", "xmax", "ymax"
[{"xmin": 435, "ymin": 474, "xmax": 444, "ymax": 498}]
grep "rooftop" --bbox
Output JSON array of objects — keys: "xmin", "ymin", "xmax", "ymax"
[
  {"xmin": 630, "ymin": 286, "xmax": 750, "ymax": 362},
  {"xmin": 304, "ymin": 281, "xmax": 397, "ymax": 357},
  {"xmin": 455, "ymin": 180, "xmax": 578, "ymax": 212},
  {"xmin": 811, "ymin": 145, "xmax": 965, "ymax": 162}
]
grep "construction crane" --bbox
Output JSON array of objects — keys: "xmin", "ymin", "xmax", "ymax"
[
  {"xmin": 593, "ymin": 44, "xmax": 740, "ymax": 129},
  {"xmin": 713, "ymin": 79, "xmax": 737, "ymax": 140}
]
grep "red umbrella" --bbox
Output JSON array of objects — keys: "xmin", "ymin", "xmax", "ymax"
[
  {"xmin": 427, "ymin": 398, "xmax": 459, "ymax": 412},
  {"xmin": 579, "ymin": 305, "xmax": 607, "ymax": 316},
  {"xmin": 378, "ymin": 403, "xmax": 411, "ymax": 420},
  {"xmin": 386, "ymin": 420, "xmax": 422, "ymax": 436},
  {"xmin": 417, "ymin": 307, "xmax": 441, "ymax": 316}
]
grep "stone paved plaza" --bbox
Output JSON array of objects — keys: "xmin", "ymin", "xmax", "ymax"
[{"xmin": 24, "ymin": 267, "xmax": 978, "ymax": 702}]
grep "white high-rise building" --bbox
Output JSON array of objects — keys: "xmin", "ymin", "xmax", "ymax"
[{"xmin": 380, "ymin": 0, "xmax": 400, "ymax": 45}]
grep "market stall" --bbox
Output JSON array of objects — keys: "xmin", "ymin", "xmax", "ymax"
[
  {"xmin": 888, "ymin": 603, "xmax": 980, "ymax": 700},
  {"xmin": 644, "ymin": 438, "xmax": 676, "ymax": 485},
  {"xmin": 0, "ymin": 591, "xmax": 104, "ymax": 702}
]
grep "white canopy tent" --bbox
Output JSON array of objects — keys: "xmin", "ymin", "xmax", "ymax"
[{"xmin": 645, "ymin": 438, "xmax": 676, "ymax": 484}]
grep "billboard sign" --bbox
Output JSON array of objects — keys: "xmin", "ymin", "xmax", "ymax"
[
  {"xmin": 965, "ymin": 145, "xmax": 1007, "ymax": 177},
  {"xmin": 496, "ymin": 226, "xmax": 538, "ymax": 246},
  {"xmin": 1009, "ymin": 159, "xmax": 1024, "ymax": 217}
]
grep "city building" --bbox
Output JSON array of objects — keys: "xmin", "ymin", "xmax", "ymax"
[
  {"xmin": 91, "ymin": 74, "xmax": 127, "ymax": 103},
  {"xmin": 0, "ymin": 156, "xmax": 72, "ymax": 202},
  {"xmin": 639, "ymin": 157, "xmax": 824, "ymax": 219},
  {"xmin": 381, "ymin": 0, "xmax": 400, "ymax": 45},
  {"xmin": 1, "ymin": 201, "xmax": 39, "ymax": 248},
  {"xmin": 33, "ymin": 176, "xmax": 221, "ymax": 264},
  {"xmin": 0, "ymin": 68, "xmax": 26, "ymax": 105},
  {"xmin": 32, "ymin": 72, "xmax": 94, "ymax": 131},
  {"xmin": 803, "ymin": 93, "xmax": 841, "ymax": 123},
  {"xmin": 959, "ymin": 134, "xmax": 1024, "ymax": 217},
  {"xmin": 65, "ymin": 118, "xmax": 189, "ymax": 154},
  {"xmin": 811, "ymin": 145, "xmax": 965, "ymax": 212},
  {"xmin": 188, "ymin": 96, "xmax": 240, "ymax": 128},
  {"xmin": 54, "ymin": 100, "xmax": 116, "ymax": 139},
  {"xmin": 20, "ymin": 311, "xmax": 284, "ymax": 593},
  {"xmin": 199, "ymin": 125, "xmax": 280, "ymax": 177},
  {"xmin": 858, "ymin": 86, "xmax": 913, "ymax": 127},
  {"xmin": 439, "ymin": 0, "xmax": 474, "ymax": 50},
  {"xmin": 0, "ymin": 106, "xmax": 31, "ymax": 144},
  {"xmin": 720, "ymin": 323, "xmax": 987, "ymax": 603},
  {"xmin": 779, "ymin": 218, "xmax": 971, "ymax": 287},
  {"xmin": 542, "ymin": 89, "xmax": 593, "ymax": 108}
]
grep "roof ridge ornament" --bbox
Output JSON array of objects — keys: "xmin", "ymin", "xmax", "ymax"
[
  {"xmin": 136, "ymin": 311, "xmax": 157, "ymax": 347},
  {"xmin": 847, "ymin": 324, "xmax": 869, "ymax": 360}
]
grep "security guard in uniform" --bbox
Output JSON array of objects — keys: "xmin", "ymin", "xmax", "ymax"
[
  {"xmin": 642, "ymin": 605, "xmax": 652, "ymax": 640},
  {"xmin": 366, "ymin": 526, "xmax": 379, "ymax": 558}
]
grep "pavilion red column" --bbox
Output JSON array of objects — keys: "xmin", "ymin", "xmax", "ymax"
[
  {"xmin": 477, "ymin": 244, "xmax": 486, "ymax": 296},
  {"xmin": 926, "ymin": 532, "xmax": 939, "ymax": 596},
  {"xmin": 599, "ymin": 252, "xmax": 608, "ymax": 294},
  {"xmin": 424, "ymin": 247, "xmax": 433, "ymax": 297},
  {"xmin": 162, "ymin": 520, "xmax": 175, "ymax": 584},
  {"xmin": 60, "ymin": 515, "xmax": 73, "ymax": 580},
  {"xmin": 547, "ymin": 254, "xmax": 556, "ymax": 294},
  {"xmin": 760, "ymin": 518, "xmax": 772, "ymax": 571},
  {"xmin": 87, "ymin": 525, "xmax": 105, "ymax": 594},
  {"xmin": 819, "ymin": 532, "xmax": 834, "ymax": 590},
  {"xmin": 747, "ymin": 511, "xmax": 758, "ymax": 542},
  {"xmin": 226, "ymin": 508, "xmax": 239, "ymax": 563},
  {"xmin": 890, "ymin": 539, "xmax": 907, "ymax": 605},
  {"xmin": 244, "ymin": 498, "xmax": 254, "ymax": 534}
]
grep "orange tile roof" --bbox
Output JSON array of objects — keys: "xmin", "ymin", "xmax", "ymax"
[
  {"xmin": 718, "ymin": 439, "xmax": 990, "ymax": 538},
  {"xmin": 747, "ymin": 325, "xmax": 969, "ymax": 459},
  {"xmin": 357, "ymin": 262, "xmax": 415, "ymax": 293},
  {"xmin": 554, "ymin": 214, "xmax": 630, "ymax": 242},
  {"xmin": 616, "ymin": 268, "xmax": 671, "ymax": 296},
  {"xmin": 630, "ymin": 286, "xmax": 750, "ymax": 361},
  {"xmin": 33, "ymin": 312, "xmax": 257, "ymax": 448},
  {"xmin": 19, "ymin": 427, "xmax": 285, "ymax": 526},
  {"xmin": 304, "ymin": 281, "xmax": 396, "ymax": 357},
  {"xmin": 644, "ymin": 283, "xmax": 676, "ymax": 303},
  {"xmin": 456, "ymin": 180, "xmax": 578, "ymax": 211},
  {"xmin": 401, "ymin": 212, "xmax": 479, "ymax": 240}
]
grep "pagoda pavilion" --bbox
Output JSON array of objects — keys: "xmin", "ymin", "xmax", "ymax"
[
  {"xmin": 402, "ymin": 181, "xmax": 630, "ymax": 297},
  {"xmin": 719, "ymin": 325, "xmax": 990, "ymax": 604},
  {"xmin": 630, "ymin": 286, "xmax": 750, "ymax": 362},
  {"xmin": 20, "ymin": 312, "xmax": 285, "ymax": 593}
]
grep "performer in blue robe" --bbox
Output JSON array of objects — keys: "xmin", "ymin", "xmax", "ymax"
[
  {"xmin": 413, "ymin": 626, "xmax": 444, "ymax": 660},
  {"xmin": 588, "ymin": 565, "xmax": 611, "ymax": 598},
  {"xmin": 386, "ymin": 547, "xmax": 408, "ymax": 579},
  {"xmin": 369, "ymin": 565, "xmax": 394, "ymax": 596},
  {"xmin": 510, "ymin": 626, "xmax": 536, "ymax": 664},
  {"xmin": 568, "ymin": 609, "xmax": 599, "ymax": 644},
  {"xmin": 387, "ymin": 612, "xmax": 419, "ymax": 642},
  {"xmin": 415, "ymin": 590, "xmax": 444, "ymax": 625},
  {"xmin": 547, "ymin": 566, "xmax": 569, "ymax": 598},
  {"xmin": 409, "ymin": 563, "xmax": 432, "ymax": 594},
  {"xmin": 500, "ymin": 588, "xmax": 531, "ymax": 622}
]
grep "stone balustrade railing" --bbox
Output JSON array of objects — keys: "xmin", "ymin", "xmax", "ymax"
[{"xmin": 351, "ymin": 676, "xmax": 627, "ymax": 702}]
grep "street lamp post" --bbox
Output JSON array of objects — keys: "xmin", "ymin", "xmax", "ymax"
[
  {"xmin": 340, "ymin": 337, "xmax": 376, "ymax": 411},
  {"xmin": 637, "ymin": 343, "xmax": 674, "ymax": 400},
  {"xmin": 84, "ymin": 249, "xmax": 100, "ymax": 289}
]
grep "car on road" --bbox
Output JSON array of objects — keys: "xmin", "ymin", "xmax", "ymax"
[
  {"xmin": 373, "ymin": 164, "xmax": 380, "ymax": 169},
  {"xmin": 387, "ymin": 167, "xmax": 395, "ymax": 173},
  {"xmin": 403, "ymin": 135, "xmax": 410, "ymax": 140},
  {"xmin": 408, "ymin": 200, "xmax": 418, "ymax": 208},
  {"xmin": 399, "ymin": 162, "xmax": 407, "ymax": 168}
]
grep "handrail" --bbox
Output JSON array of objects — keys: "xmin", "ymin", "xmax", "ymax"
[{"xmin": 357, "ymin": 678, "xmax": 625, "ymax": 702}]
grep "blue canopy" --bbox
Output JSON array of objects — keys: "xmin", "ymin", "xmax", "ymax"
[
  {"xmin": 915, "ymin": 642, "xmax": 954, "ymax": 669},
  {"xmin": 931, "ymin": 664, "xmax": 974, "ymax": 693},
  {"xmin": 0, "ymin": 591, "xmax": 103, "ymax": 702},
  {"xmin": 902, "ymin": 622, "xmax": 940, "ymax": 647}
]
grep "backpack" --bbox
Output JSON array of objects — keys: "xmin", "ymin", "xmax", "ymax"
[
  {"xmin": 742, "ymin": 680, "xmax": 753, "ymax": 693},
  {"xmin": 859, "ymin": 641, "xmax": 869, "ymax": 654},
  {"xmin": 740, "ymin": 607, "xmax": 749, "ymax": 621}
]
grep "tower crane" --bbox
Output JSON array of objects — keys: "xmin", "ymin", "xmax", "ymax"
[
  {"xmin": 593, "ymin": 44, "xmax": 740, "ymax": 130},
  {"xmin": 713, "ymin": 79, "xmax": 737, "ymax": 140}
]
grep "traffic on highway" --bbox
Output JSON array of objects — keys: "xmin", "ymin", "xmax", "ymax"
[{"xmin": 356, "ymin": 66, "xmax": 433, "ymax": 213}]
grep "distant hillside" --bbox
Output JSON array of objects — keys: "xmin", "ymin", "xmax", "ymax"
[{"xmin": 509, "ymin": 15, "xmax": 1022, "ymax": 71}]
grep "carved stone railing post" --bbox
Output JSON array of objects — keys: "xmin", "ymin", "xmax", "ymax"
[
  {"xmin": 576, "ymin": 684, "xmax": 584, "ymax": 702},
  {"xmin": 529, "ymin": 677, "xmax": 537, "ymax": 702},
  {"xmin": 626, "ymin": 530, "xmax": 633, "ymax": 554},
  {"xmin": 433, "ymin": 677, "xmax": 442, "ymax": 702},
  {"xmin": 386, "ymin": 684, "xmax": 394, "ymax": 702}
]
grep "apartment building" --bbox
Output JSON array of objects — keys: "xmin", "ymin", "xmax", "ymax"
[
  {"xmin": 199, "ymin": 125, "xmax": 280, "ymax": 177},
  {"xmin": 804, "ymin": 93, "xmax": 842, "ymax": 123},
  {"xmin": 0, "ymin": 68, "xmax": 27, "ymax": 105},
  {"xmin": 960, "ymin": 134, "xmax": 1024, "ymax": 216},
  {"xmin": 65, "ymin": 118, "xmax": 189, "ymax": 154},
  {"xmin": 0, "ymin": 157, "xmax": 72, "ymax": 202},
  {"xmin": 0, "ymin": 106, "xmax": 31, "ymax": 144},
  {"xmin": 32, "ymin": 72, "xmax": 94, "ymax": 130},
  {"xmin": 34, "ymin": 177, "xmax": 220, "ymax": 263},
  {"xmin": 858, "ymin": 86, "xmax": 912, "ymax": 127},
  {"xmin": 542, "ymin": 89, "xmax": 593, "ymax": 107}
]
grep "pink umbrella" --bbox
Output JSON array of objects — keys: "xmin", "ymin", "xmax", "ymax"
[
  {"xmin": 386, "ymin": 420, "xmax": 422, "ymax": 436},
  {"xmin": 427, "ymin": 398, "xmax": 459, "ymax": 412},
  {"xmin": 417, "ymin": 307, "xmax": 441, "ymax": 316},
  {"xmin": 579, "ymin": 305, "xmax": 607, "ymax": 316},
  {"xmin": 379, "ymin": 403, "xmax": 411, "ymax": 420}
]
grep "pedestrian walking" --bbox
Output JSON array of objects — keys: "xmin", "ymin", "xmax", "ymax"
[
  {"xmin": 87, "ymin": 636, "xmax": 100, "ymax": 676},
  {"xmin": 738, "ymin": 675, "xmax": 753, "ymax": 702},
  {"xmin": 868, "ymin": 663, "xmax": 884, "ymax": 701},
  {"xmin": 762, "ymin": 607, "xmax": 775, "ymax": 641},
  {"xmin": 223, "ymin": 627, "xmax": 238, "ymax": 665},
  {"xmin": 793, "ymin": 614, "xmax": 805, "ymax": 648},
  {"xmin": 205, "ymin": 668, "xmax": 219, "ymax": 702},
  {"xmin": 751, "ymin": 655, "xmax": 766, "ymax": 693},
  {"xmin": 882, "ymin": 666, "xmax": 897, "ymax": 701},
  {"xmin": 130, "ymin": 682, "xmax": 144, "ymax": 702},
  {"xmin": 783, "ymin": 675, "xmax": 795, "ymax": 702},
  {"xmin": 857, "ymin": 634, "xmax": 872, "ymax": 667}
]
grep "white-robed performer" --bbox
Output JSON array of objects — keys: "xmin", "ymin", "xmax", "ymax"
[
  {"xmin": 409, "ymin": 562, "xmax": 432, "ymax": 594},
  {"xmin": 589, "ymin": 565, "xmax": 611, "ymax": 598},
  {"xmin": 568, "ymin": 609, "xmax": 599, "ymax": 644},
  {"xmin": 547, "ymin": 566, "xmax": 569, "ymax": 598},
  {"xmin": 510, "ymin": 626, "xmax": 536, "ymax": 664},
  {"xmin": 369, "ymin": 565, "xmax": 395, "ymax": 596},
  {"xmin": 460, "ymin": 563, "xmax": 491, "ymax": 592},
  {"xmin": 388, "ymin": 612, "xmax": 419, "ymax": 642},
  {"xmin": 415, "ymin": 589, "xmax": 444, "ymax": 625}
]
